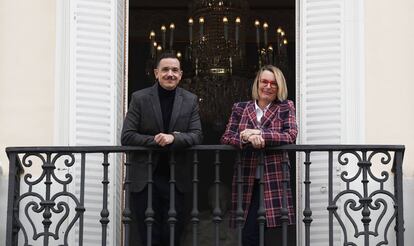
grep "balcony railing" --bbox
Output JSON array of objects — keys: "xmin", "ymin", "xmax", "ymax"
[{"xmin": 5, "ymin": 145, "xmax": 405, "ymax": 246}]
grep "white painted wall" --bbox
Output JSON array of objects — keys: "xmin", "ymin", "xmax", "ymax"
[
  {"xmin": 365, "ymin": 0, "xmax": 414, "ymax": 176},
  {"xmin": 364, "ymin": 0, "xmax": 414, "ymax": 244},
  {"xmin": 0, "ymin": 0, "xmax": 56, "ymax": 244},
  {"xmin": 0, "ymin": 0, "xmax": 56, "ymax": 172}
]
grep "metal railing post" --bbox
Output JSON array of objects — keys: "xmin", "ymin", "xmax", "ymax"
[
  {"xmin": 235, "ymin": 151, "xmax": 244, "ymax": 246},
  {"xmin": 302, "ymin": 151, "xmax": 312, "ymax": 246},
  {"xmin": 327, "ymin": 151, "xmax": 334, "ymax": 246},
  {"xmin": 78, "ymin": 153, "xmax": 86, "ymax": 246},
  {"xmin": 257, "ymin": 150, "xmax": 266, "ymax": 246},
  {"xmin": 101, "ymin": 152, "xmax": 110, "ymax": 246},
  {"xmin": 168, "ymin": 151, "xmax": 177, "ymax": 246},
  {"xmin": 394, "ymin": 150, "xmax": 405, "ymax": 246},
  {"xmin": 213, "ymin": 150, "xmax": 223, "ymax": 246},
  {"xmin": 6, "ymin": 152, "xmax": 21, "ymax": 246},
  {"xmin": 191, "ymin": 150, "xmax": 199, "ymax": 246},
  {"xmin": 145, "ymin": 151, "xmax": 154, "ymax": 246},
  {"xmin": 280, "ymin": 153, "xmax": 290, "ymax": 246},
  {"xmin": 122, "ymin": 153, "xmax": 132, "ymax": 246}
]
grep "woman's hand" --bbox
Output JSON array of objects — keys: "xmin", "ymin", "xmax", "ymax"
[
  {"xmin": 247, "ymin": 134, "xmax": 265, "ymax": 149},
  {"xmin": 240, "ymin": 129, "xmax": 262, "ymax": 142}
]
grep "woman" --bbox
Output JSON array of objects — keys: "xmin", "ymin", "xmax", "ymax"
[{"xmin": 221, "ymin": 65, "xmax": 298, "ymax": 245}]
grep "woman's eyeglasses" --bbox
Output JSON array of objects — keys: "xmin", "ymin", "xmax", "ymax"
[{"xmin": 260, "ymin": 79, "xmax": 277, "ymax": 88}]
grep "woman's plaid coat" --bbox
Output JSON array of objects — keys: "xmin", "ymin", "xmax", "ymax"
[{"xmin": 220, "ymin": 99, "xmax": 298, "ymax": 227}]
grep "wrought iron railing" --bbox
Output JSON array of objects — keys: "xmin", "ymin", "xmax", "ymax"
[{"xmin": 5, "ymin": 145, "xmax": 405, "ymax": 246}]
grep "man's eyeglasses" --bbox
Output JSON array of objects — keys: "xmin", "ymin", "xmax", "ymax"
[
  {"xmin": 260, "ymin": 79, "xmax": 278, "ymax": 88},
  {"xmin": 159, "ymin": 67, "xmax": 181, "ymax": 74}
]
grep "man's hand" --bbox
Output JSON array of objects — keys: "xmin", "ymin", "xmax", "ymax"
[
  {"xmin": 240, "ymin": 129, "xmax": 261, "ymax": 141},
  {"xmin": 247, "ymin": 134, "xmax": 265, "ymax": 149},
  {"xmin": 154, "ymin": 133, "xmax": 175, "ymax": 147}
]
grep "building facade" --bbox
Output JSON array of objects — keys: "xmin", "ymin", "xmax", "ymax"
[{"xmin": 1, "ymin": 0, "xmax": 413, "ymax": 245}]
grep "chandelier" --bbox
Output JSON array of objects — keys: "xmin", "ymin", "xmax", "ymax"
[
  {"xmin": 147, "ymin": 0, "xmax": 289, "ymax": 77},
  {"xmin": 145, "ymin": 0, "xmax": 290, "ymax": 137}
]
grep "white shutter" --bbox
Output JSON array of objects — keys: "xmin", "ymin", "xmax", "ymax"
[
  {"xmin": 298, "ymin": 0, "xmax": 345, "ymax": 245},
  {"xmin": 68, "ymin": 0, "xmax": 124, "ymax": 245}
]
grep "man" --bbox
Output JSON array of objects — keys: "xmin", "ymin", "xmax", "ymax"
[{"xmin": 121, "ymin": 52, "xmax": 202, "ymax": 246}]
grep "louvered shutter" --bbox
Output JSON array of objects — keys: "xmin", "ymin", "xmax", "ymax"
[
  {"xmin": 298, "ymin": 0, "xmax": 345, "ymax": 245},
  {"xmin": 68, "ymin": 0, "xmax": 124, "ymax": 245}
]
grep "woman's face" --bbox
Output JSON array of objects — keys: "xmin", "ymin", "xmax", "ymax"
[{"xmin": 258, "ymin": 70, "xmax": 278, "ymax": 104}]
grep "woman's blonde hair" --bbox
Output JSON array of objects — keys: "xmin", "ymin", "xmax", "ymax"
[{"xmin": 251, "ymin": 65, "xmax": 288, "ymax": 101}]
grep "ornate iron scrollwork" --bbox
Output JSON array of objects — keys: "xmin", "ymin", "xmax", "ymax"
[
  {"xmin": 332, "ymin": 150, "xmax": 396, "ymax": 246},
  {"xmin": 15, "ymin": 153, "xmax": 84, "ymax": 245}
]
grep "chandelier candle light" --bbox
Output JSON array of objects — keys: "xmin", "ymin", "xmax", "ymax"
[
  {"xmin": 188, "ymin": 18, "xmax": 193, "ymax": 44},
  {"xmin": 223, "ymin": 16, "xmax": 229, "ymax": 42},
  {"xmin": 161, "ymin": 25, "xmax": 166, "ymax": 50},
  {"xmin": 169, "ymin": 23, "xmax": 175, "ymax": 50},
  {"xmin": 255, "ymin": 20, "xmax": 260, "ymax": 49},
  {"xmin": 199, "ymin": 17, "xmax": 204, "ymax": 39},
  {"xmin": 149, "ymin": 30, "xmax": 155, "ymax": 58},
  {"xmin": 263, "ymin": 22, "xmax": 268, "ymax": 47},
  {"xmin": 235, "ymin": 17, "xmax": 240, "ymax": 46}
]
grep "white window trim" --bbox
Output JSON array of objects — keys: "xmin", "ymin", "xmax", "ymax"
[
  {"xmin": 295, "ymin": 0, "xmax": 365, "ymax": 245},
  {"xmin": 123, "ymin": 0, "xmax": 129, "ymax": 115},
  {"xmin": 55, "ymin": 0, "xmax": 365, "ymax": 244},
  {"xmin": 54, "ymin": 0, "xmax": 71, "ymax": 146},
  {"xmin": 342, "ymin": 0, "xmax": 365, "ymax": 144}
]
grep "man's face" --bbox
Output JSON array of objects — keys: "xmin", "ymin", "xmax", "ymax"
[{"xmin": 154, "ymin": 58, "xmax": 182, "ymax": 90}]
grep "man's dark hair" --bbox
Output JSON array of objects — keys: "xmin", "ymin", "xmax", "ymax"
[{"xmin": 156, "ymin": 51, "xmax": 180, "ymax": 68}]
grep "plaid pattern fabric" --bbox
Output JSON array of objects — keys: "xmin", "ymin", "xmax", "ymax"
[{"xmin": 221, "ymin": 100, "xmax": 298, "ymax": 227}]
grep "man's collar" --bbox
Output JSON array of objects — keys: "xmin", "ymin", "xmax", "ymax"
[{"xmin": 157, "ymin": 81, "xmax": 176, "ymax": 94}]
